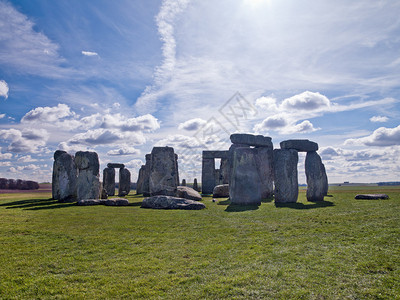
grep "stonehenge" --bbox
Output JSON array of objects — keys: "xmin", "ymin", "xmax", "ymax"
[
  {"xmin": 52, "ymin": 150, "xmax": 131, "ymax": 202},
  {"xmin": 202, "ymin": 134, "xmax": 329, "ymax": 205}
]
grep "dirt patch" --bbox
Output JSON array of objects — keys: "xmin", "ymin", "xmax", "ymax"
[{"xmin": 0, "ymin": 183, "xmax": 52, "ymax": 194}]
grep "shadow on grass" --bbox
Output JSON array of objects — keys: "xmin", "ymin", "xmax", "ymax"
[
  {"xmin": 0, "ymin": 198, "xmax": 76, "ymax": 210},
  {"xmin": 225, "ymin": 204, "xmax": 260, "ymax": 212},
  {"xmin": 275, "ymin": 200, "xmax": 334, "ymax": 209},
  {"xmin": 129, "ymin": 201, "xmax": 143, "ymax": 207}
]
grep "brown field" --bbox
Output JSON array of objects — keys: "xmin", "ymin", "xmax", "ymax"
[{"xmin": 0, "ymin": 183, "xmax": 51, "ymax": 194}]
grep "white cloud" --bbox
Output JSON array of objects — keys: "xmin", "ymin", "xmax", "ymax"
[
  {"xmin": 255, "ymin": 96, "xmax": 279, "ymax": 112},
  {"xmin": 370, "ymin": 115, "xmax": 388, "ymax": 123},
  {"xmin": 0, "ymin": 152, "xmax": 12, "ymax": 160},
  {"xmin": 281, "ymin": 91, "xmax": 331, "ymax": 111},
  {"xmin": 7, "ymin": 167, "xmax": 17, "ymax": 173},
  {"xmin": 0, "ymin": 80, "xmax": 9, "ymax": 99},
  {"xmin": 107, "ymin": 146, "xmax": 140, "ymax": 156},
  {"xmin": 281, "ymin": 120, "xmax": 320, "ymax": 134},
  {"xmin": 125, "ymin": 159, "xmax": 144, "ymax": 170},
  {"xmin": 0, "ymin": 128, "xmax": 49, "ymax": 153},
  {"xmin": 17, "ymin": 155, "xmax": 37, "ymax": 162},
  {"xmin": 68, "ymin": 129, "xmax": 146, "ymax": 147},
  {"xmin": 0, "ymin": 113, "xmax": 5, "ymax": 119},
  {"xmin": 345, "ymin": 125, "xmax": 400, "ymax": 147},
  {"xmin": 82, "ymin": 51, "xmax": 98, "ymax": 56},
  {"xmin": 178, "ymin": 118, "xmax": 207, "ymax": 131},
  {"xmin": 21, "ymin": 103, "xmax": 74, "ymax": 123},
  {"xmin": 100, "ymin": 113, "xmax": 160, "ymax": 132}
]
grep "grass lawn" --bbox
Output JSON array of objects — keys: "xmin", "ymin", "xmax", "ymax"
[{"xmin": 0, "ymin": 186, "xmax": 399, "ymax": 299}]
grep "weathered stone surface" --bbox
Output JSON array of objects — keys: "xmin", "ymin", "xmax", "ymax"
[
  {"xmin": 305, "ymin": 151, "xmax": 326, "ymax": 202},
  {"xmin": 107, "ymin": 163, "xmax": 125, "ymax": 169},
  {"xmin": 230, "ymin": 133, "xmax": 273, "ymax": 147},
  {"xmin": 193, "ymin": 178, "xmax": 199, "ymax": 191},
  {"xmin": 213, "ymin": 184, "xmax": 229, "ymax": 198},
  {"xmin": 174, "ymin": 153, "xmax": 180, "ymax": 187},
  {"xmin": 176, "ymin": 186, "xmax": 202, "ymax": 201},
  {"xmin": 54, "ymin": 150, "xmax": 67, "ymax": 161},
  {"xmin": 220, "ymin": 158, "xmax": 230, "ymax": 185},
  {"xmin": 141, "ymin": 196, "xmax": 205, "ymax": 210},
  {"xmin": 75, "ymin": 151, "xmax": 101, "ymax": 200},
  {"xmin": 273, "ymin": 149, "xmax": 299, "ymax": 203},
  {"xmin": 136, "ymin": 165, "xmax": 145, "ymax": 194},
  {"xmin": 149, "ymin": 147, "xmax": 178, "ymax": 196},
  {"xmin": 77, "ymin": 199, "xmax": 105, "ymax": 206},
  {"xmin": 201, "ymin": 157, "xmax": 215, "ymax": 194},
  {"xmin": 280, "ymin": 139, "xmax": 318, "ymax": 152},
  {"xmin": 228, "ymin": 143, "xmax": 250, "ymax": 184},
  {"xmin": 322, "ymin": 163, "xmax": 329, "ymax": 196},
  {"xmin": 229, "ymin": 147, "xmax": 262, "ymax": 205},
  {"xmin": 101, "ymin": 186, "xmax": 108, "ymax": 199},
  {"xmin": 142, "ymin": 154, "xmax": 151, "ymax": 196},
  {"xmin": 103, "ymin": 167, "xmax": 115, "ymax": 196},
  {"xmin": 118, "ymin": 168, "xmax": 131, "ymax": 196},
  {"xmin": 254, "ymin": 146, "xmax": 274, "ymax": 199},
  {"xmin": 355, "ymin": 194, "xmax": 389, "ymax": 200},
  {"xmin": 52, "ymin": 151, "xmax": 77, "ymax": 202},
  {"xmin": 181, "ymin": 179, "xmax": 186, "ymax": 186},
  {"xmin": 202, "ymin": 150, "xmax": 229, "ymax": 159},
  {"xmin": 104, "ymin": 198, "xmax": 130, "ymax": 206}
]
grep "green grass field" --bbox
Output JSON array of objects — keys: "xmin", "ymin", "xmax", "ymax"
[{"xmin": 0, "ymin": 186, "xmax": 399, "ymax": 299}]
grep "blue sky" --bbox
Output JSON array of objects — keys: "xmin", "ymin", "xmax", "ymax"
[{"xmin": 1, "ymin": 0, "xmax": 400, "ymax": 184}]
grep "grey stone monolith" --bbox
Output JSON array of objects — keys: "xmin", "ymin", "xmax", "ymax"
[
  {"xmin": 193, "ymin": 178, "xmax": 199, "ymax": 191},
  {"xmin": 273, "ymin": 149, "xmax": 299, "ymax": 203},
  {"xmin": 228, "ymin": 143, "xmax": 250, "ymax": 184},
  {"xmin": 202, "ymin": 157, "xmax": 215, "ymax": 194},
  {"xmin": 280, "ymin": 139, "xmax": 318, "ymax": 152},
  {"xmin": 174, "ymin": 153, "xmax": 180, "ymax": 187},
  {"xmin": 75, "ymin": 151, "xmax": 101, "ymax": 200},
  {"xmin": 220, "ymin": 158, "xmax": 230, "ymax": 184},
  {"xmin": 229, "ymin": 147, "xmax": 262, "ymax": 205},
  {"xmin": 143, "ymin": 154, "xmax": 151, "ymax": 196},
  {"xmin": 254, "ymin": 146, "xmax": 274, "ymax": 199},
  {"xmin": 322, "ymin": 163, "xmax": 328, "ymax": 196},
  {"xmin": 230, "ymin": 133, "xmax": 272, "ymax": 147},
  {"xmin": 149, "ymin": 147, "xmax": 178, "ymax": 196},
  {"xmin": 136, "ymin": 165, "xmax": 145, "ymax": 194},
  {"xmin": 181, "ymin": 179, "xmax": 186, "ymax": 186},
  {"xmin": 118, "ymin": 168, "xmax": 131, "ymax": 196},
  {"xmin": 103, "ymin": 167, "xmax": 115, "ymax": 196},
  {"xmin": 305, "ymin": 151, "xmax": 326, "ymax": 202},
  {"xmin": 52, "ymin": 151, "xmax": 77, "ymax": 202}
]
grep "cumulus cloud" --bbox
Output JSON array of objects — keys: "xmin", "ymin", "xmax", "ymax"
[
  {"xmin": 0, "ymin": 152, "xmax": 13, "ymax": 160},
  {"xmin": 254, "ymin": 115, "xmax": 287, "ymax": 132},
  {"xmin": 82, "ymin": 51, "xmax": 98, "ymax": 56},
  {"xmin": 370, "ymin": 115, "xmax": 388, "ymax": 123},
  {"xmin": 0, "ymin": 80, "xmax": 9, "ymax": 99},
  {"xmin": 107, "ymin": 146, "xmax": 140, "ymax": 156},
  {"xmin": 281, "ymin": 120, "xmax": 320, "ymax": 134},
  {"xmin": 0, "ymin": 114, "xmax": 5, "ymax": 119},
  {"xmin": 68, "ymin": 129, "xmax": 146, "ymax": 146},
  {"xmin": 281, "ymin": 91, "xmax": 331, "ymax": 111},
  {"xmin": 178, "ymin": 118, "xmax": 207, "ymax": 131},
  {"xmin": 255, "ymin": 96, "xmax": 279, "ymax": 111},
  {"xmin": 100, "ymin": 114, "xmax": 160, "ymax": 132},
  {"xmin": 345, "ymin": 125, "xmax": 400, "ymax": 146},
  {"xmin": 21, "ymin": 103, "xmax": 74, "ymax": 123},
  {"xmin": 0, "ymin": 128, "xmax": 49, "ymax": 153},
  {"xmin": 17, "ymin": 155, "xmax": 37, "ymax": 162},
  {"xmin": 125, "ymin": 159, "xmax": 144, "ymax": 170}
]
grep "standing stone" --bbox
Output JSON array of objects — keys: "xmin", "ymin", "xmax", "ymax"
[
  {"xmin": 193, "ymin": 178, "xmax": 199, "ymax": 191},
  {"xmin": 229, "ymin": 147, "xmax": 262, "ymax": 205},
  {"xmin": 181, "ymin": 179, "xmax": 186, "ymax": 186},
  {"xmin": 136, "ymin": 165, "xmax": 145, "ymax": 194},
  {"xmin": 174, "ymin": 154, "xmax": 180, "ymax": 187},
  {"xmin": 75, "ymin": 151, "xmax": 101, "ymax": 200},
  {"xmin": 220, "ymin": 158, "xmax": 230, "ymax": 184},
  {"xmin": 52, "ymin": 150, "xmax": 77, "ymax": 202},
  {"xmin": 215, "ymin": 169, "xmax": 221, "ymax": 186},
  {"xmin": 228, "ymin": 143, "xmax": 250, "ymax": 184},
  {"xmin": 201, "ymin": 157, "xmax": 215, "ymax": 194},
  {"xmin": 143, "ymin": 154, "xmax": 151, "ymax": 196},
  {"xmin": 305, "ymin": 152, "xmax": 327, "ymax": 202},
  {"xmin": 273, "ymin": 149, "xmax": 299, "ymax": 203},
  {"xmin": 119, "ymin": 167, "xmax": 131, "ymax": 196},
  {"xmin": 322, "ymin": 163, "xmax": 329, "ymax": 196},
  {"xmin": 149, "ymin": 147, "xmax": 178, "ymax": 196},
  {"xmin": 254, "ymin": 146, "xmax": 274, "ymax": 199},
  {"xmin": 103, "ymin": 167, "xmax": 115, "ymax": 196}
]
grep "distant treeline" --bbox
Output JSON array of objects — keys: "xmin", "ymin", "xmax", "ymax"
[
  {"xmin": 377, "ymin": 182, "xmax": 400, "ymax": 186},
  {"xmin": 0, "ymin": 178, "xmax": 39, "ymax": 190}
]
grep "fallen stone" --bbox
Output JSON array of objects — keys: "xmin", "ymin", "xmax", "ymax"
[
  {"xmin": 141, "ymin": 196, "xmax": 205, "ymax": 210},
  {"xmin": 104, "ymin": 198, "xmax": 130, "ymax": 206},
  {"xmin": 107, "ymin": 163, "xmax": 125, "ymax": 169},
  {"xmin": 77, "ymin": 199, "xmax": 105, "ymax": 206},
  {"xmin": 280, "ymin": 139, "xmax": 318, "ymax": 152},
  {"xmin": 230, "ymin": 133, "xmax": 273, "ymax": 147},
  {"xmin": 176, "ymin": 186, "xmax": 202, "ymax": 201},
  {"xmin": 355, "ymin": 194, "xmax": 389, "ymax": 200},
  {"xmin": 213, "ymin": 184, "xmax": 229, "ymax": 198}
]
